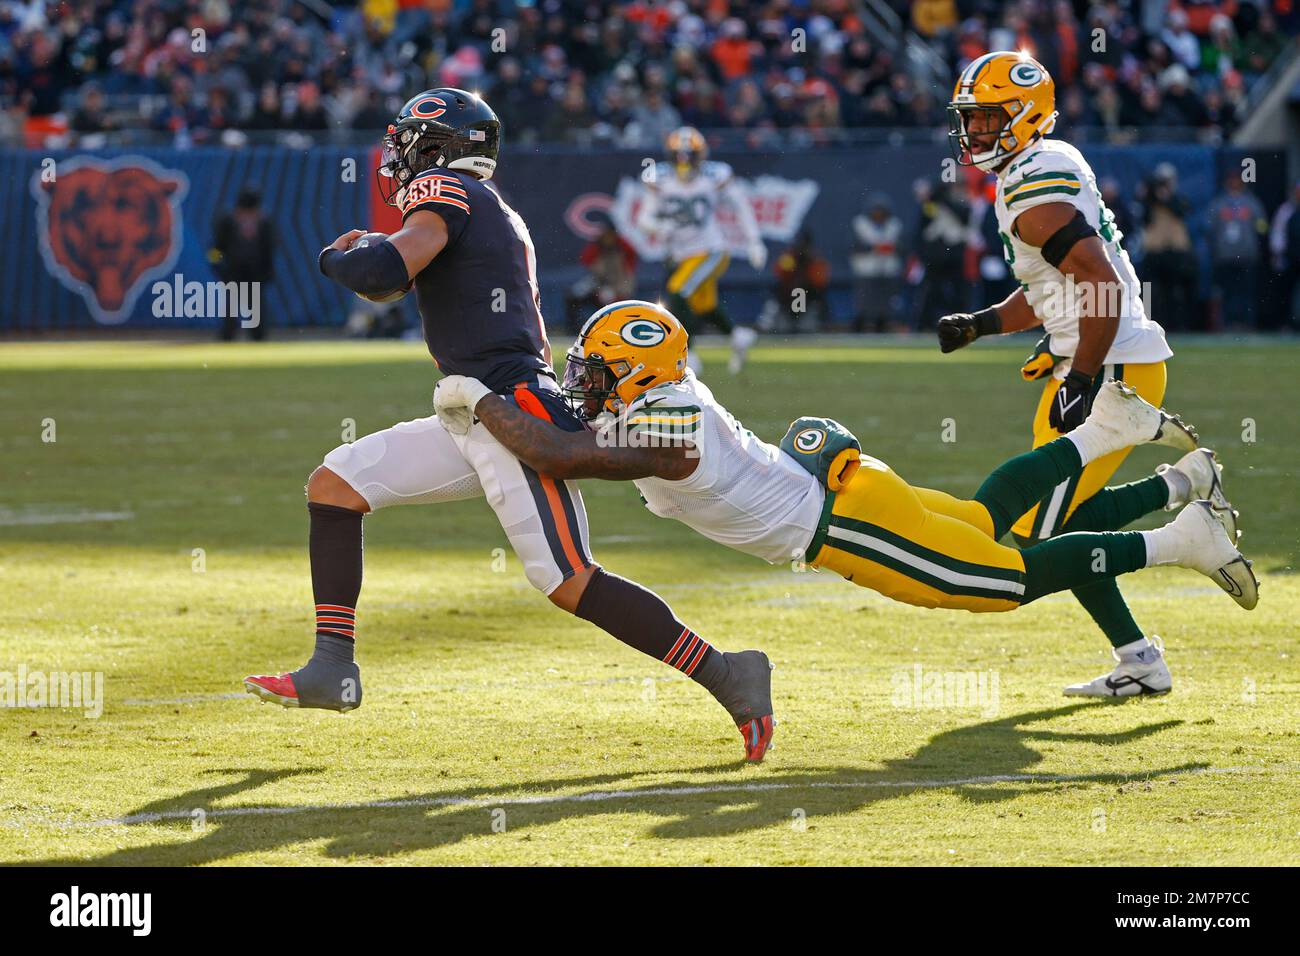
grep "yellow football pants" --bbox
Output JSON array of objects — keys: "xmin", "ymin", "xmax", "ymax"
[
  {"xmin": 809, "ymin": 456, "xmax": 1028, "ymax": 613},
  {"xmin": 1011, "ymin": 361, "xmax": 1167, "ymax": 541},
  {"xmin": 666, "ymin": 251, "xmax": 730, "ymax": 315}
]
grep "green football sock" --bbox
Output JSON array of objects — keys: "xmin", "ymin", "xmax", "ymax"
[
  {"xmin": 975, "ymin": 438, "xmax": 1083, "ymax": 540},
  {"xmin": 1068, "ymin": 578, "xmax": 1145, "ymax": 647},
  {"xmin": 1059, "ymin": 475, "xmax": 1170, "ymax": 533},
  {"xmin": 1019, "ymin": 531, "xmax": 1147, "ymax": 605},
  {"xmin": 1054, "ymin": 476, "xmax": 1168, "ymax": 649}
]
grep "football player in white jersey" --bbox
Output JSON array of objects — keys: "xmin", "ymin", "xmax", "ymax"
[
  {"xmin": 937, "ymin": 51, "xmax": 1239, "ymax": 698},
  {"xmin": 433, "ymin": 302, "xmax": 1255, "ymax": 712},
  {"xmin": 638, "ymin": 126, "xmax": 767, "ymax": 374}
]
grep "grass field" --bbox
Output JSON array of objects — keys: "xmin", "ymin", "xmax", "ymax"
[{"xmin": 1, "ymin": 337, "xmax": 1296, "ymax": 866}]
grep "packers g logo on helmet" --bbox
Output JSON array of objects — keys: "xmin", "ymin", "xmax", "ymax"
[
  {"xmin": 1008, "ymin": 62, "xmax": 1042, "ymax": 87},
  {"xmin": 562, "ymin": 301, "xmax": 688, "ymax": 420},
  {"xmin": 947, "ymin": 51, "xmax": 1058, "ymax": 171},
  {"xmin": 793, "ymin": 428, "xmax": 826, "ymax": 454},
  {"xmin": 620, "ymin": 319, "xmax": 666, "ymax": 347}
]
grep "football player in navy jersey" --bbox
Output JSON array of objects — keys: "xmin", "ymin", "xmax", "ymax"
[{"xmin": 243, "ymin": 89, "xmax": 775, "ymax": 762}]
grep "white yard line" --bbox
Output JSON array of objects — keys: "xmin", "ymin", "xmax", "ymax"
[{"xmin": 0, "ymin": 509, "xmax": 134, "ymax": 526}]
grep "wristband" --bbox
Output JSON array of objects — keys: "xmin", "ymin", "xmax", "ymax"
[{"xmin": 973, "ymin": 307, "xmax": 1002, "ymax": 337}]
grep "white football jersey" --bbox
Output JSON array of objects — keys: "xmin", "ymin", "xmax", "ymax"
[
  {"xmin": 602, "ymin": 371, "xmax": 825, "ymax": 565},
  {"xmin": 995, "ymin": 140, "xmax": 1171, "ymax": 369},
  {"xmin": 645, "ymin": 161, "xmax": 735, "ymax": 259}
]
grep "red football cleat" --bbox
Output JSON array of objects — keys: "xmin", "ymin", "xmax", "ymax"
[
  {"xmin": 244, "ymin": 673, "xmax": 301, "ymax": 708},
  {"xmin": 738, "ymin": 714, "xmax": 775, "ymax": 763}
]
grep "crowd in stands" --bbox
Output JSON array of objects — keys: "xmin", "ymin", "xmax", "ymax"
[
  {"xmin": 5, "ymin": 0, "xmax": 1298, "ymax": 331},
  {"xmin": 2, "ymin": 1, "xmax": 1297, "ymax": 148},
  {"xmin": 828, "ymin": 163, "xmax": 1300, "ymax": 332}
]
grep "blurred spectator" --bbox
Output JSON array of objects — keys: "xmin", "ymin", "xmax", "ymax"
[
  {"xmin": 565, "ymin": 216, "xmax": 637, "ymax": 333},
  {"xmin": 1268, "ymin": 181, "xmax": 1300, "ymax": 330},
  {"xmin": 70, "ymin": 83, "xmax": 114, "ymax": 139},
  {"xmin": 1268, "ymin": 184, "xmax": 1300, "ymax": 332},
  {"xmin": 911, "ymin": 179, "xmax": 969, "ymax": 333},
  {"xmin": 1207, "ymin": 172, "xmax": 1269, "ymax": 330},
  {"xmin": 850, "ymin": 194, "xmax": 904, "ymax": 333},
  {"xmin": 210, "ymin": 186, "xmax": 275, "ymax": 341},
  {"xmin": 1162, "ymin": 8, "xmax": 1202, "ymax": 71},
  {"xmin": 13, "ymin": 0, "xmax": 1292, "ymax": 152},
  {"xmin": 760, "ymin": 230, "xmax": 831, "ymax": 334},
  {"xmin": 1137, "ymin": 164, "xmax": 1199, "ymax": 330}
]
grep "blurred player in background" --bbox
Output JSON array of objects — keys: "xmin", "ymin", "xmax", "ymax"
[
  {"xmin": 637, "ymin": 126, "xmax": 766, "ymax": 374},
  {"xmin": 938, "ymin": 51, "xmax": 1233, "ymax": 698},
  {"xmin": 243, "ymin": 89, "xmax": 773, "ymax": 762}
]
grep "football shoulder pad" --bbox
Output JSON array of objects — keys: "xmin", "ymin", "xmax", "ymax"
[{"xmin": 1001, "ymin": 141, "xmax": 1088, "ymax": 213}]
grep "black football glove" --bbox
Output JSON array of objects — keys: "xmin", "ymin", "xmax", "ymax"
[
  {"xmin": 1049, "ymin": 369, "xmax": 1096, "ymax": 433},
  {"xmin": 937, "ymin": 308, "xmax": 1000, "ymax": 353}
]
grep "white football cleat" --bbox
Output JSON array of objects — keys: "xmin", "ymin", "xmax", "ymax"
[
  {"xmin": 1158, "ymin": 448, "xmax": 1238, "ymax": 542},
  {"xmin": 1087, "ymin": 380, "xmax": 1199, "ymax": 453},
  {"xmin": 1163, "ymin": 501, "xmax": 1259, "ymax": 610},
  {"xmin": 1064, "ymin": 638, "xmax": 1172, "ymax": 698}
]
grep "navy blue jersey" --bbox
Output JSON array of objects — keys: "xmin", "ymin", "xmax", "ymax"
[{"xmin": 401, "ymin": 169, "xmax": 551, "ymax": 392}]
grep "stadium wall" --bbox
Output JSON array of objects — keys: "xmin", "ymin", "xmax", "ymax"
[{"xmin": 0, "ymin": 143, "xmax": 1286, "ymax": 333}]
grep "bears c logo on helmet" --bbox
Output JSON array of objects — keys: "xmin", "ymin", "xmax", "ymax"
[
  {"xmin": 793, "ymin": 428, "xmax": 826, "ymax": 454},
  {"xmin": 32, "ymin": 156, "xmax": 189, "ymax": 325},
  {"xmin": 410, "ymin": 96, "xmax": 448, "ymax": 119},
  {"xmin": 620, "ymin": 318, "xmax": 667, "ymax": 346}
]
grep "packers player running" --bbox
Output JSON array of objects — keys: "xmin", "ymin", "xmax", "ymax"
[
  {"xmin": 938, "ymin": 51, "xmax": 1237, "ymax": 697},
  {"xmin": 243, "ymin": 92, "xmax": 774, "ymax": 763},
  {"xmin": 638, "ymin": 126, "xmax": 766, "ymax": 375},
  {"xmin": 434, "ymin": 302, "xmax": 1258, "ymax": 661}
]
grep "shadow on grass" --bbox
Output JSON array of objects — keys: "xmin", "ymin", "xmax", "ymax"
[{"xmin": 26, "ymin": 703, "xmax": 1203, "ymax": 865}]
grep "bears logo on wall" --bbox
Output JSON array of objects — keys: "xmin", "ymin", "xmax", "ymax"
[{"xmin": 32, "ymin": 156, "xmax": 189, "ymax": 325}]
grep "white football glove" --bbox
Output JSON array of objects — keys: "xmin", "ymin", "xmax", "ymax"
[
  {"xmin": 433, "ymin": 375, "xmax": 493, "ymax": 436},
  {"xmin": 747, "ymin": 241, "xmax": 767, "ymax": 271}
]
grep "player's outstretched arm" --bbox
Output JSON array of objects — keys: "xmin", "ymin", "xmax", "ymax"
[{"xmin": 471, "ymin": 392, "xmax": 696, "ymax": 482}]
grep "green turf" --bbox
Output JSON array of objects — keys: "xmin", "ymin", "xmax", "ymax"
[{"xmin": 0, "ymin": 338, "xmax": 1296, "ymax": 866}]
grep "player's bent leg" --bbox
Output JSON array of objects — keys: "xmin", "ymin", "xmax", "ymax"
[
  {"xmin": 1018, "ymin": 504, "xmax": 1258, "ymax": 610},
  {"xmin": 568, "ymin": 563, "xmax": 775, "ymax": 761},
  {"xmin": 979, "ymin": 381, "xmax": 1197, "ymax": 541},
  {"xmin": 810, "ymin": 463, "xmax": 1027, "ymax": 612},
  {"xmin": 245, "ymin": 416, "xmax": 483, "ymax": 713},
  {"xmin": 1013, "ymin": 363, "xmax": 1174, "ymax": 540},
  {"xmin": 913, "ymin": 487, "xmax": 997, "ymax": 537},
  {"xmin": 454, "ymin": 415, "xmax": 774, "ymax": 760}
]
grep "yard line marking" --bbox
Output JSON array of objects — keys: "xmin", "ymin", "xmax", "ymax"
[
  {"xmin": 0, "ymin": 509, "xmax": 134, "ymax": 526},
  {"xmin": 52, "ymin": 765, "xmax": 1277, "ymax": 828},
  {"xmin": 123, "ymin": 692, "xmax": 249, "ymax": 705}
]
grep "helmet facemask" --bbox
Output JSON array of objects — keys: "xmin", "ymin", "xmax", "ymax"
[
  {"xmin": 563, "ymin": 349, "xmax": 620, "ymax": 421},
  {"xmin": 376, "ymin": 118, "xmax": 499, "ymax": 207},
  {"xmin": 948, "ymin": 101, "xmax": 1023, "ymax": 171}
]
